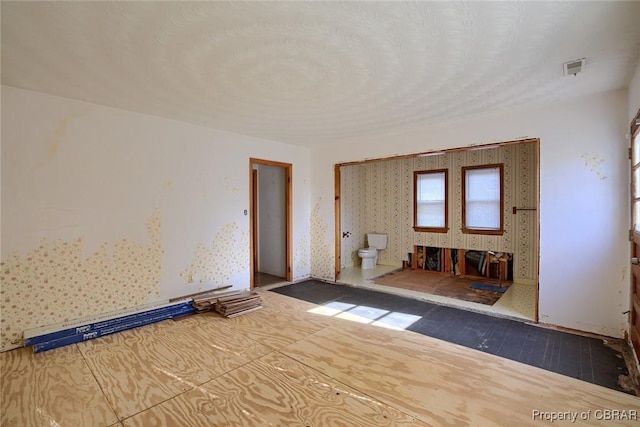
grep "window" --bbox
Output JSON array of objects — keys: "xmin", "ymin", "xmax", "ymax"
[
  {"xmin": 414, "ymin": 169, "xmax": 448, "ymax": 232},
  {"xmin": 462, "ymin": 164, "xmax": 503, "ymax": 235}
]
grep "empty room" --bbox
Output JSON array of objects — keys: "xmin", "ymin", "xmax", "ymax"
[{"xmin": 2, "ymin": 1, "xmax": 640, "ymax": 426}]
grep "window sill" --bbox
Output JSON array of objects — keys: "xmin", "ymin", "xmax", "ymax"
[
  {"xmin": 413, "ymin": 226, "xmax": 449, "ymax": 233},
  {"xmin": 461, "ymin": 227, "xmax": 503, "ymax": 236}
]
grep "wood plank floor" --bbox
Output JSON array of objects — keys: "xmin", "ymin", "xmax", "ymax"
[
  {"xmin": 2, "ymin": 288, "xmax": 639, "ymax": 426},
  {"xmin": 373, "ymin": 268, "xmax": 508, "ymax": 305}
]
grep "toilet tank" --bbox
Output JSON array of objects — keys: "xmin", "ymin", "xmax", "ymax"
[{"xmin": 367, "ymin": 233, "xmax": 388, "ymax": 250}]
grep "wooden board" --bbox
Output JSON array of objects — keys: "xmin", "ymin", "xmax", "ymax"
[
  {"xmin": 282, "ymin": 322, "xmax": 640, "ymax": 426},
  {"xmin": 373, "ymin": 268, "xmax": 507, "ymax": 305},
  {"xmin": 123, "ymin": 352, "xmax": 427, "ymax": 426},
  {"xmin": 76, "ymin": 316, "xmax": 272, "ymax": 419},
  {"xmin": 0, "ymin": 345, "xmax": 118, "ymax": 426}
]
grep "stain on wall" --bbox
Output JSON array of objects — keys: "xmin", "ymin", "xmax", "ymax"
[
  {"xmin": 224, "ymin": 177, "xmax": 239, "ymax": 193},
  {"xmin": 42, "ymin": 106, "xmax": 91, "ymax": 165},
  {"xmin": 581, "ymin": 152, "xmax": 607, "ymax": 180},
  {"xmin": 0, "ymin": 210, "xmax": 163, "ymax": 351},
  {"xmin": 180, "ymin": 223, "xmax": 248, "ymax": 286},
  {"xmin": 310, "ymin": 199, "xmax": 334, "ymax": 280}
]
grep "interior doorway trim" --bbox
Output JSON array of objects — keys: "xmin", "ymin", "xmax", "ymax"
[
  {"xmin": 249, "ymin": 158, "xmax": 293, "ymax": 289},
  {"xmin": 335, "ymin": 164, "xmax": 341, "ymax": 281}
]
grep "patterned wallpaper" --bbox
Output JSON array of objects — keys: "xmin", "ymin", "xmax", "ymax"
[
  {"xmin": 310, "ymin": 199, "xmax": 335, "ymax": 280},
  {"xmin": 0, "ymin": 210, "xmax": 163, "ymax": 350},
  {"xmin": 340, "ymin": 165, "xmax": 367, "ymax": 267},
  {"xmin": 180, "ymin": 222, "xmax": 248, "ymax": 285},
  {"xmin": 340, "ymin": 142, "xmax": 538, "ymax": 281},
  {"xmin": 294, "ymin": 235, "xmax": 309, "ymax": 279}
]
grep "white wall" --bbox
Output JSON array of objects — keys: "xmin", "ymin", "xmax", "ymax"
[
  {"xmin": 257, "ymin": 164, "xmax": 286, "ymax": 277},
  {"xmin": 629, "ymin": 59, "xmax": 640, "ymax": 122},
  {"xmin": 311, "ymin": 89, "xmax": 629, "ymax": 338},
  {"xmin": 0, "ymin": 86, "xmax": 311, "ymax": 350}
]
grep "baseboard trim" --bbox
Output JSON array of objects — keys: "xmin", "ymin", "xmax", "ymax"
[
  {"xmin": 378, "ymin": 261, "xmax": 403, "ymax": 268},
  {"xmin": 513, "ymin": 277, "xmax": 537, "ymax": 286}
]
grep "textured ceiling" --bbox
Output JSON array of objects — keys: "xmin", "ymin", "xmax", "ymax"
[{"xmin": 2, "ymin": 1, "xmax": 640, "ymax": 147}]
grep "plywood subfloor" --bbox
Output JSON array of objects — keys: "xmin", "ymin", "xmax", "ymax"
[{"xmin": 2, "ymin": 289, "xmax": 639, "ymax": 426}]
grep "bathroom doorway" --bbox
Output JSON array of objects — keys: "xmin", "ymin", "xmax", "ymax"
[
  {"xmin": 334, "ymin": 139, "xmax": 540, "ymax": 322},
  {"xmin": 249, "ymin": 158, "xmax": 292, "ymax": 288}
]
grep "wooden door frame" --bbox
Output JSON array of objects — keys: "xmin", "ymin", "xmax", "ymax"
[
  {"xmin": 629, "ymin": 109, "xmax": 640, "ymax": 361},
  {"xmin": 334, "ymin": 165, "xmax": 341, "ymax": 281},
  {"xmin": 252, "ymin": 169, "xmax": 258, "ymax": 275},
  {"xmin": 249, "ymin": 158, "xmax": 292, "ymax": 288}
]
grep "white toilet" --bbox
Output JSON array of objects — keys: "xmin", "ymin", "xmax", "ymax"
[{"xmin": 358, "ymin": 233, "xmax": 388, "ymax": 269}]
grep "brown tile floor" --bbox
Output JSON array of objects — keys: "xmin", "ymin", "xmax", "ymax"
[{"xmin": 2, "ymin": 290, "xmax": 638, "ymax": 426}]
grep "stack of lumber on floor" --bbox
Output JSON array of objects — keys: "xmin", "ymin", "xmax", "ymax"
[
  {"xmin": 192, "ymin": 290, "xmax": 244, "ymax": 313},
  {"xmin": 193, "ymin": 290, "xmax": 262, "ymax": 317},
  {"xmin": 215, "ymin": 291, "xmax": 262, "ymax": 317}
]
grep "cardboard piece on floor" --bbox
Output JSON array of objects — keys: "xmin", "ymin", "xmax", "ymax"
[
  {"xmin": 32, "ymin": 304, "xmax": 195, "ymax": 353},
  {"xmin": 25, "ymin": 300, "xmax": 194, "ymax": 346}
]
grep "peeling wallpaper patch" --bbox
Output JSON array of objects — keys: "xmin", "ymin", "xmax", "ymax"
[
  {"xmin": 180, "ymin": 223, "xmax": 248, "ymax": 286},
  {"xmin": 310, "ymin": 199, "xmax": 334, "ymax": 280},
  {"xmin": 581, "ymin": 152, "xmax": 607, "ymax": 180},
  {"xmin": 0, "ymin": 210, "xmax": 163, "ymax": 351},
  {"xmin": 294, "ymin": 235, "xmax": 309, "ymax": 277},
  {"xmin": 43, "ymin": 106, "xmax": 91, "ymax": 165}
]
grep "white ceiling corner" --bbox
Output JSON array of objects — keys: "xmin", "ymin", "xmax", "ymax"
[{"xmin": 2, "ymin": 1, "xmax": 640, "ymax": 147}]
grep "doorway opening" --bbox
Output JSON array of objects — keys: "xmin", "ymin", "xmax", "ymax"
[
  {"xmin": 334, "ymin": 138, "xmax": 540, "ymax": 322},
  {"xmin": 249, "ymin": 158, "xmax": 292, "ymax": 289}
]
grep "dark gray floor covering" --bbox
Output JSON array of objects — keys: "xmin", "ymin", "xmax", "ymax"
[{"xmin": 270, "ymin": 280, "xmax": 633, "ymax": 394}]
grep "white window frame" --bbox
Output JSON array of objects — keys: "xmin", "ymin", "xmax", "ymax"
[
  {"xmin": 413, "ymin": 169, "xmax": 448, "ymax": 233},
  {"xmin": 462, "ymin": 164, "xmax": 504, "ymax": 235}
]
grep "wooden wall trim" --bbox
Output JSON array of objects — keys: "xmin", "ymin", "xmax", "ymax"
[
  {"xmin": 336, "ymin": 138, "xmax": 539, "ymax": 167},
  {"xmin": 249, "ymin": 158, "xmax": 293, "ymax": 286},
  {"xmin": 632, "ymin": 109, "xmax": 640, "ymax": 138},
  {"xmin": 335, "ymin": 165, "xmax": 341, "ymax": 281}
]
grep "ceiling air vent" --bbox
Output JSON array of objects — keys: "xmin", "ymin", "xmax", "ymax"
[{"xmin": 563, "ymin": 58, "xmax": 586, "ymax": 76}]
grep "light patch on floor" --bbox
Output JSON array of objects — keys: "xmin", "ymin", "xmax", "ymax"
[{"xmin": 308, "ymin": 301, "xmax": 422, "ymax": 331}]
